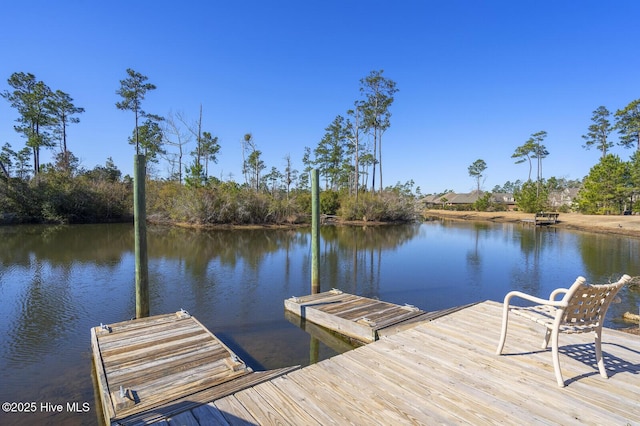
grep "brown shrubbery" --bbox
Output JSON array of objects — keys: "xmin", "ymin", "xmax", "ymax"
[
  {"xmin": 0, "ymin": 170, "xmax": 131, "ymax": 224},
  {"xmin": 1, "ymin": 173, "xmax": 419, "ymax": 225}
]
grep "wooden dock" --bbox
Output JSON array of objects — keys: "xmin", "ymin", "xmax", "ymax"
[
  {"xmin": 91, "ymin": 310, "xmax": 296, "ymax": 425},
  {"xmin": 93, "ymin": 302, "xmax": 640, "ymax": 425},
  {"xmin": 284, "ymin": 289, "xmax": 436, "ymax": 343},
  {"xmin": 521, "ymin": 212, "xmax": 560, "ymax": 226}
]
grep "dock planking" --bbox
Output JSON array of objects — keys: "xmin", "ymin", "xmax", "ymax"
[
  {"xmin": 284, "ymin": 289, "xmax": 471, "ymax": 343},
  {"xmin": 206, "ymin": 301, "xmax": 639, "ymax": 425},
  {"xmin": 284, "ymin": 289, "xmax": 431, "ymax": 342},
  {"xmin": 522, "ymin": 212, "xmax": 560, "ymax": 226},
  {"xmin": 91, "ymin": 310, "xmax": 296, "ymax": 425},
  {"xmin": 92, "ymin": 302, "xmax": 640, "ymax": 425}
]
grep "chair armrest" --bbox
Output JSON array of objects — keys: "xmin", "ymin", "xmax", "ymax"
[
  {"xmin": 503, "ymin": 290, "xmax": 567, "ymax": 308},
  {"xmin": 549, "ymin": 288, "xmax": 569, "ymax": 301}
]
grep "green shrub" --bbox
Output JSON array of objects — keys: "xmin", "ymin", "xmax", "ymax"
[{"xmin": 320, "ymin": 190, "xmax": 340, "ymax": 215}]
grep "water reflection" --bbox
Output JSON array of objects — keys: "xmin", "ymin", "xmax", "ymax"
[
  {"xmin": 0, "ymin": 221, "xmax": 638, "ymax": 425},
  {"xmin": 578, "ymin": 232, "xmax": 640, "ymax": 278}
]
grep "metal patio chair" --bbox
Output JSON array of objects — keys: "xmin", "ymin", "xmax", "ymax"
[{"xmin": 496, "ymin": 274, "xmax": 631, "ymax": 387}]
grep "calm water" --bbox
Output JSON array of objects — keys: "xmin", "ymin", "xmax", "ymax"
[{"xmin": 0, "ymin": 221, "xmax": 638, "ymax": 425}]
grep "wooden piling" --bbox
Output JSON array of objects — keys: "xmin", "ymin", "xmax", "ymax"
[
  {"xmin": 311, "ymin": 169, "xmax": 320, "ymax": 294},
  {"xmin": 134, "ymin": 154, "xmax": 149, "ymax": 318}
]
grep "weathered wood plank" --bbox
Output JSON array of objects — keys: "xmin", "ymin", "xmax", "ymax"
[
  {"xmin": 284, "ymin": 291, "xmax": 430, "ymax": 343},
  {"xmin": 265, "ymin": 375, "xmax": 342, "ymax": 425},
  {"xmin": 90, "ymin": 327, "xmax": 115, "ymax": 426},
  {"xmin": 214, "ymin": 396, "xmax": 259, "ymax": 426},
  {"xmin": 379, "ymin": 330, "xmax": 598, "ymax": 424},
  {"xmin": 117, "ymin": 357, "xmax": 241, "ymax": 402},
  {"xmin": 250, "ymin": 381, "xmax": 322, "ymax": 425},
  {"xmin": 324, "ymin": 353, "xmax": 458, "ymax": 424},
  {"xmin": 104, "ymin": 339, "xmax": 224, "ymax": 374},
  {"xmin": 339, "ymin": 344, "xmax": 495, "ymax": 424},
  {"xmin": 318, "ymin": 298, "xmax": 382, "ymax": 316},
  {"xmin": 99, "ymin": 321, "xmax": 203, "ymax": 353},
  {"xmin": 96, "ymin": 312, "xmax": 182, "ymax": 335},
  {"xmin": 377, "ymin": 303, "xmax": 477, "ymax": 338},
  {"xmin": 368, "ymin": 309, "xmax": 424, "ymax": 330},
  {"xmin": 116, "ymin": 368, "xmax": 298, "ymax": 425},
  {"xmin": 92, "ymin": 311, "xmax": 258, "ymax": 425},
  {"xmin": 94, "ymin": 312, "xmax": 192, "ymax": 345},
  {"xmin": 95, "ymin": 303, "xmax": 640, "ymax": 425},
  {"xmin": 275, "ymin": 301, "xmax": 638, "ymax": 425},
  {"xmin": 107, "ymin": 347, "xmax": 232, "ymax": 391},
  {"xmin": 294, "ymin": 289, "xmax": 349, "ymax": 303},
  {"xmin": 284, "ymin": 364, "xmax": 389, "ymax": 426},
  {"xmin": 385, "ymin": 309, "xmax": 639, "ymax": 424},
  {"xmin": 233, "ymin": 387, "xmax": 292, "ymax": 426},
  {"xmin": 283, "ymin": 291, "xmax": 356, "ymax": 316}
]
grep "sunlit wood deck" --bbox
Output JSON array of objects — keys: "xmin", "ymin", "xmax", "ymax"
[
  {"xmin": 200, "ymin": 301, "xmax": 639, "ymax": 425},
  {"xmin": 284, "ymin": 289, "xmax": 435, "ymax": 342},
  {"xmin": 94, "ymin": 302, "xmax": 640, "ymax": 425},
  {"xmin": 90, "ymin": 311, "xmax": 296, "ymax": 425}
]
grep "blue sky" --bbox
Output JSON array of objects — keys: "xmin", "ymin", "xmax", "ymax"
[{"xmin": 1, "ymin": 1, "xmax": 639, "ymax": 194}]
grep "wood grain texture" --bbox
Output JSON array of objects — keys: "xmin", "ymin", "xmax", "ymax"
[
  {"xmin": 94, "ymin": 303, "xmax": 640, "ymax": 425},
  {"xmin": 229, "ymin": 301, "xmax": 639, "ymax": 425},
  {"xmin": 284, "ymin": 291, "xmax": 430, "ymax": 343}
]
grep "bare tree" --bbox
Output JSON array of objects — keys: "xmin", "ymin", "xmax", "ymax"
[
  {"xmin": 163, "ymin": 111, "xmax": 191, "ymax": 183},
  {"xmin": 347, "ymin": 101, "xmax": 364, "ymax": 200},
  {"xmin": 283, "ymin": 154, "xmax": 297, "ymax": 200}
]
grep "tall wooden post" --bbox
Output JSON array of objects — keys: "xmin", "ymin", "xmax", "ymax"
[
  {"xmin": 134, "ymin": 154, "xmax": 149, "ymax": 318},
  {"xmin": 311, "ymin": 169, "xmax": 320, "ymax": 294}
]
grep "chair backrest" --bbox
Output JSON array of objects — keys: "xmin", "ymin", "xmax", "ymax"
[{"xmin": 561, "ymin": 274, "xmax": 631, "ymax": 326}]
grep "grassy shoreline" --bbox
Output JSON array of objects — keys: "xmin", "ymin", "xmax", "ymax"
[{"xmin": 423, "ymin": 210, "xmax": 640, "ymax": 239}]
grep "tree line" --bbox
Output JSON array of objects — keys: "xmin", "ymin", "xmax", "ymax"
[
  {"xmin": 1, "ymin": 69, "xmax": 417, "ymax": 224},
  {"xmin": 3, "ymin": 66, "xmax": 637, "ymax": 223},
  {"xmin": 460, "ymin": 100, "xmax": 640, "ymax": 214}
]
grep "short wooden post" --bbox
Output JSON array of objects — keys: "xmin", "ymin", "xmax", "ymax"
[
  {"xmin": 311, "ymin": 169, "xmax": 320, "ymax": 294},
  {"xmin": 134, "ymin": 155, "xmax": 149, "ymax": 318}
]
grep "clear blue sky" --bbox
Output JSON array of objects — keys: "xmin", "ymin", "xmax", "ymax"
[{"xmin": 2, "ymin": 1, "xmax": 639, "ymax": 194}]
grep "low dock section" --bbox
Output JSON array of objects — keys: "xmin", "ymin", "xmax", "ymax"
[
  {"xmin": 91, "ymin": 310, "xmax": 296, "ymax": 425},
  {"xmin": 523, "ymin": 211, "xmax": 560, "ymax": 225},
  {"xmin": 521, "ymin": 212, "xmax": 560, "ymax": 226},
  {"xmin": 284, "ymin": 289, "xmax": 436, "ymax": 343},
  {"xmin": 536, "ymin": 211, "xmax": 560, "ymax": 224}
]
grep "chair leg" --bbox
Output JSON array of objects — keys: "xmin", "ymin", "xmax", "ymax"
[
  {"xmin": 594, "ymin": 327, "xmax": 608, "ymax": 378},
  {"xmin": 551, "ymin": 329, "xmax": 565, "ymax": 387},
  {"xmin": 496, "ymin": 303, "xmax": 510, "ymax": 355},
  {"xmin": 541, "ymin": 328, "xmax": 551, "ymax": 349}
]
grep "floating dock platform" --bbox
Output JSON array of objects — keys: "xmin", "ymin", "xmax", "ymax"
[
  {"xmin": 284, "ymin": 289, "xmax": 458, "ymax": 343},
  {"xmin": 91, "ymin": 310, "xmax": 295, "ymax": 425}
]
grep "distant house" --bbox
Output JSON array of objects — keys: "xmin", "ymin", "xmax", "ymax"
[
  {"xmin": 423, "ymin": 189, "xmax": 580, "ymax": 211},
  {"xmin": 422, "ymin": 193, "xmax": 456, "ymax": 208},
  {"xmin": 423, "ymin": 190, "xmax": 496, "ymax": 209},
  {"xmin": 548, "ymin": 188, "xmax": 579, "ymax": 209},
  {"xmin": 491, "ymin": 193, "xmax": 516, "ymax": 210}
]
